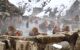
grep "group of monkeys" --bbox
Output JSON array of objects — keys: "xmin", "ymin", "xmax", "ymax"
[{"xmin": 3, "ymin": 25, "xmax": 80, "ymax": 50}]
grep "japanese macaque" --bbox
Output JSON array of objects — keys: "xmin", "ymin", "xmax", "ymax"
[
  {"xmin": 62, "ymin": 25, "xmax": 72, "ymax": 36},
  {"xmin": 29, "ymin": 27, "xmax": 47, "ymax": 36},
  {"xmin": 52, "ymin": 26, "xmax": 60, "ymax": 34},
  {"xmin": 5, "ymin": 26, "xmax": 22, "ymax": 36},
  {"xmin": 62, "ymin": 26, "xmax": 70, "ymax": 32},
  {"xmin": 29, "ymin": 27, "xmax": 40, "ymax": 36}
]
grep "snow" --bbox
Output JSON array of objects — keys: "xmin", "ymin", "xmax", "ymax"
[
  {"xmin": 36, "ymin": 11, "xmax": 45, "ymax": 18},
  {"xmin": 52, "ymin": 44, "xmax": 62, "ymax": 49},
  {"xmin": 8, "ymin": 0, "xmax": 76, "ymax": 16}
]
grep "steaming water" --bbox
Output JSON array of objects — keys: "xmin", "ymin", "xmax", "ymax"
[{"xmin": 16, "ymin": 20, "xmax": 53, "ymax": 37}]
